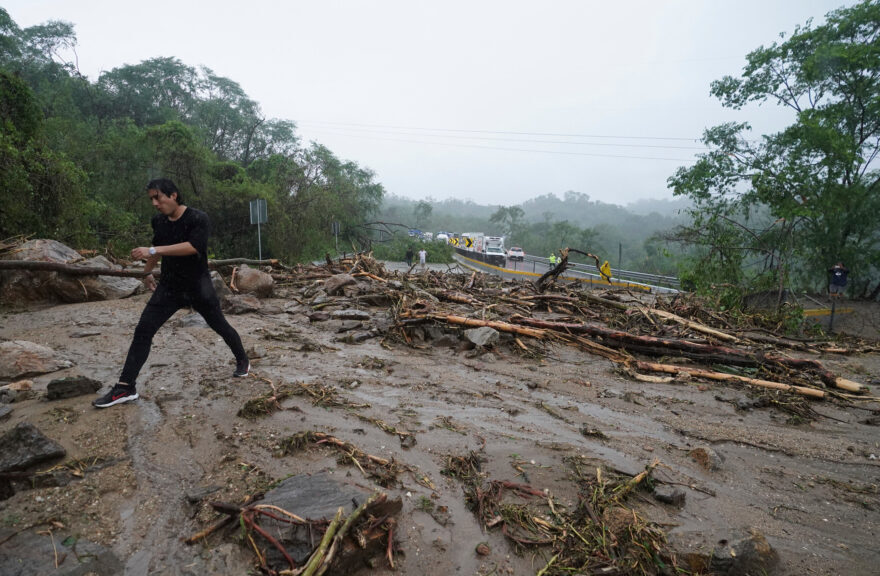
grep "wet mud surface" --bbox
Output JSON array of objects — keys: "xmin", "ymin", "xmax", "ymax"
[{"xmin": 1, "ymin": 283, "xmax": 879, "ymax": 575}]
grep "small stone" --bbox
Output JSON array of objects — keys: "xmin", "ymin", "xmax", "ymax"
[
  {"xmin": 475, "ymin": 542, "xmax": 491, "ymax": 556},
  {"xmin": 653, "ymin": 485, "xmax": 686, "ymax": 507},
  {"xmin": 689, "ymin": 446, "xmax": 723, "ymax": 471}
]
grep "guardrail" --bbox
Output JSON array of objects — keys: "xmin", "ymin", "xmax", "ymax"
[{"xmin": 521, "ymin": 255, "xmax": 681, "ymax": 291}]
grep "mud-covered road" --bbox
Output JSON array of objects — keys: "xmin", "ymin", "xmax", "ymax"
[{"xmin": 1, "ymin": 273, "xmax": 879, "ymax": 575}]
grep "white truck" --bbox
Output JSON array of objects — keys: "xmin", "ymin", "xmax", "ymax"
[{"xmin": 484, "ymin": 236, "xmax": 506, "ymax": 266}]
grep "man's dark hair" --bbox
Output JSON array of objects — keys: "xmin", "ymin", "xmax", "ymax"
[{"xmin": 146, "ymin": 178, "xmax": 182, "ymax": 204}]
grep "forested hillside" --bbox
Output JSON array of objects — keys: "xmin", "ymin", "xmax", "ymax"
[{"xmin": 0, "ymin": 9, "xmax": 383, "ymax": 262}]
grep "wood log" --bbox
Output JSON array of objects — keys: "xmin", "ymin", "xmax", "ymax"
[
  {"xmin": 0, "ymin": 260, "xmax": 153, "ymax": 277},
  {"xmin": 642, "ymin": 307, "xmax": 739, "ymax": 343},
  {"xmin": 429, "ymin": 314, "xmax": 546, "ymax": 339},
  {"xmin": 634, "ymin": 361, "xmax": 826, "ymax": 399},
  {"xmin": 512, "ymin": 315, "xmax": 866, "ymax": 394}
]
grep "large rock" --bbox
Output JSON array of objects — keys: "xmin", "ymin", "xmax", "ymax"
[
  {"xmin": 323, "ymin": 273, "xmax": 356, "ymax": 296},
  {"xmin": 0, "ymin": 528, "xmax": 123, "ymax": 575},
  {"xmin": 709, "ymin": 530, "xmax": 779, "ymax": 575},
  {"xmin": 0, "ymin": 340, "xmax": 73, "ymax": 380},
  {"xmin": 234, "ymin": 264, "xmax": 274, "ymax": 298},
  {"xmin": 464, "ymin": 326, "xmax": 500, "ymax": 347},
  {"xmin": 0, "ymin": 422, "xmax": 66, "ymax": 473},
  {"xmin": 223, "ymin": 294, "xmax": 261, "ymax": 315},
  {"xmin": 210, "ymin": 270, "xmax": 232, "ymax": 299},
  {"xmin": 46, "ymin": 376, "xmax": 102, "ymax": 400},
  {"xmin": 0, "ymin": 239, "xmax": 142, "ymax": 304}
]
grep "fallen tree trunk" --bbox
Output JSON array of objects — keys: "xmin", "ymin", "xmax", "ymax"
[
  {"xmin": 634, "ymin": 361, "xmax": 826, "ymax": 399},
  {"xmin": 0, "ymin": 260, "xmax": 152, "ymax": 277},
  {"xmin": 428, "ymin": 314, "xmax": 547, "ymax": 339},
  {"xmin": 510, "ymin": 315, "xmax": 867, "ymax": 394}
]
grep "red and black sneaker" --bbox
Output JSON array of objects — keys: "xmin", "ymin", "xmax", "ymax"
[{"xmin": 93, "ymin": 384, "xmax": 139, "ymax": 408}]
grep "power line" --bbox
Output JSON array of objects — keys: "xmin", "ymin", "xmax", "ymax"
[
  {"xmin": 302, "ymin": 128, "xmax": 697, "ymax": 162},
  {"xmin": 298, "ymin": 124, "xmax": 709, "ymax": 151},
  {"xmin": 297, "ymin": 119, "xmax": 701, "ymax": 142}
]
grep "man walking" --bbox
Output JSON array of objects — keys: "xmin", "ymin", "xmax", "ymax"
[
  {"xmin": 418, "ymin": 247, "xmax": 427, "ymax": 271},
  {"xmin": 828, "ymin": 261, "xmax": 849, "ymax": 300},
  {"xmin": 93, "ymin": 178, "xmax": 250, "ymax": 408}
]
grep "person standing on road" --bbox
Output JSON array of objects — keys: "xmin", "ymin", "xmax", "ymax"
[
  {"xmin": 93, "ymin": 178, "xmax": 250, "ymax": 408},
  {"xmin": 405, "ymin": 246, "xmax": 414, "ymax": 267},
  {"xmin": 549, "ymin": 253, "xmax": 557, "ymax": 266},
  {"xmin": 828, "ymin": 261, "xmax": 849, "ymax": 299},
  {"xmin": 418, "ymin": 247, "xmax": 427, "ymax": 271}
]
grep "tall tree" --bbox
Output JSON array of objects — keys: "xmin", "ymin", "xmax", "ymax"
[{"xmin": 669, "ymin": 0, "xmax": 880, "ymax": 297}]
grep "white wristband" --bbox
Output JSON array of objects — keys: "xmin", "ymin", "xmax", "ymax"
[{"xmin": 149, "ymin": 246, "xmax": 157, "ymax": 256}]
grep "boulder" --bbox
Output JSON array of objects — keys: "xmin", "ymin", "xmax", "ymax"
[
  {"xmin": 709, "ymin": 530, "xmax": 780, "ymax": 575},
  {"xmin": 234, "ymin": 264, "xmax": 273, "ymax": 298},
  {"xmin": 0, "ymin": 239, "xmax": 141, "ymax": 304},
  {"xmin": 0, "ymin": 340, "xmax": 73, "ymax": 380},
  {"xmin": 223, "ymin": 294, "xmax": 261, "ymax": 315},
  {"xmin": 464, "ymin": 326, "xmax": 500, "ymax": 348},
  {"xmin": 210, "ymin": 270, "xmax": 232, "ymax": 299},
  {"xmin": 323, "ymin": 273, "xmax": 356, "ymax": 296},
  {"xmin": 46, "ymin": 376, "xmax": 102, "ymax": 400},
  {"xmin": 689, "ymin": 446, "xmax": 724, "ymax": 471},
  {"xmin": 0, "ymin": 422, "xmax": 66, "ymax": 473}
]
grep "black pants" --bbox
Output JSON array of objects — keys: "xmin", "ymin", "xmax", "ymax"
[{"xmin": 119, "ymin": 276, "xmax": 247, "ymax": 386}]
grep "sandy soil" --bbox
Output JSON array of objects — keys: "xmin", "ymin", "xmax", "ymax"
[{"xmin": 1, "ymin": 273, "xmax": 879, "ymax": 576}]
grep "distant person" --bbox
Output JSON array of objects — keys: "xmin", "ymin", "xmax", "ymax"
[
  {"xmin": 828, "ymin": 261, "xmax": 849, "ymax": 299},
  {"xmin": 418, "ymin": 248, "xmax": 427, "ymax": 270},
  {"xmin": 93, "ymin": 178, "xmax": 250, "ymax": 408},
  {"xmin": 549, "ymin": 253, "xmax": 557, "ymax": 266},
  {"xmin": 405, "ymin": 246, "xmax": 414, "ymax": 267}
]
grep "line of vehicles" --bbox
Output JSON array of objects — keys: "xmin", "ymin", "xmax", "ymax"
[{"xmin": 409, "ymin": 229, "xmax": 526, "ymax": 266}]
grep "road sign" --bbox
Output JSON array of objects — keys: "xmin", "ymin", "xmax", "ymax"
[
  {"xmin": 249, "ymin": 199, "xmax": 268, "ymax": 260},
  {"xmin": 250, "ymin": 198, "xmax": 267, "ymax": 225},
  {"xmin": 465, "ymin": 237, "xmax": 473, "ymax": 248},
  {"xmin": 451, "ymin": 238, "xmax": 459, "ymax": 246}
]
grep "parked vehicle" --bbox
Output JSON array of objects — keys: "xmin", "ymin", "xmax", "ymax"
[{"xmin": 507, "ymin": 247, "xmax": 525, "ymax": 261}]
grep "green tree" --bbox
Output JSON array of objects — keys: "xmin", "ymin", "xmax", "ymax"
[
  {"xmin": 413, "ymin": 200, "xmax": 432, "ymax": 229},
  {"xmin": 669, "ymin": 0, "xmax": 880, "ymax": 298}
]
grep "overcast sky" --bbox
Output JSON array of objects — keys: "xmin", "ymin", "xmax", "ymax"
[{"xmin": 5, "ymin": 0, "xmax": 858, "ymax": 207}]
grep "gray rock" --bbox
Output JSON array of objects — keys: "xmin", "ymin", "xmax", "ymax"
[
  {"xmin": 335, "ymin": 320, "xmax": 363, "ymax": 333},
  {"xmin": 0, "ymin": 422, "xmax": 66, "ymax": 473},
  {"xmin": 223, "ymin": 294, "xmax": 261, "ymax": 315},
  {"xmin": 0, "ymin": 405, "xmax": 11, "ymax": 420},
  {"xmin": 309, "ymin": 311, "xmax": 330, "ymax": 322},
  {"xmin": 689, "ymin": 446, "xmax": 724, "ymax": 471},
  {"xmin": 210, "ymin": 270, "xmax": 231, "ymax": 299},
  {"xmin": 652, "ymin": 485, "xmax": 686, "ymax": 507},
  {"xmin": 464, "ymin": 326, "xmax": 499, "ymax": 347},
  {"xmin": 324, "ymin": 273, "xmax": 357, "ymax": 296},
  {"xmin": 260, "ymin": 473, "xmax": 372, "ymax": 563},
  {"xmin": 46, "ymin": 376, "xmax": 102, "ymax": 400},
  {"xmin": 311, "ymin": 292, "xmax": 330, "ymax": 305},
  {"xmin": 331, "ymin": 309, "xmax": 371, "ymax": 321},
  {"xmin": 235, "ymin": 264, "xmax": 274, "ymax": 298},
  {"xmin": 709, "ymin": 530, "xmax": 779, "ymax": 576},
  {"xmin": 0, "ymin": 528, "xmax": 123, "ymax": 575},
  {"xmin": 69, "ymin": 330, "xmax": 101, "ymax": 338},
  {"xmin": 0, "ymin": 340, "xmax": 73, "ymax": 380}
]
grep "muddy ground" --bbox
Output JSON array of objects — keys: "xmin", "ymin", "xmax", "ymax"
[{"xmin": 1, "ymin": 268, "xmax": 879, "ymax": 575}]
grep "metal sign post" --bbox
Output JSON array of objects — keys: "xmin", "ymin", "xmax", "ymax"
[{"xmin": 249, "ymin": 199, "xmax": 268, "ymax": 260}]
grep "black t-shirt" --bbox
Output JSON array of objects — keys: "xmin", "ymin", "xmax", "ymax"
[{"xmin": 151, "ymin": 207, "xmax": 210, "ymax": 291}]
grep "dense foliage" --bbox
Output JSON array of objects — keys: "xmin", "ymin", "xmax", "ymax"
[
  {"xmin": 0, "ymin": 9, "xmax": 384, "ymax": 262},
  {"xmin": 668, "ymin": 0, "xmax": 880, "ymax": 300}
]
